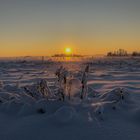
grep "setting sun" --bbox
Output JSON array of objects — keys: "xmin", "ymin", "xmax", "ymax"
[{"xmin": 65, "ymin": 48, "xmax": 72, "ymax": 54}]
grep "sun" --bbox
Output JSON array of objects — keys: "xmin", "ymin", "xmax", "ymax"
[{"xmin": 65, "ymin": 47, "xmax": 72, "ymax": 55}]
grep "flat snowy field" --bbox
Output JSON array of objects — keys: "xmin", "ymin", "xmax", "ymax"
[{"xmin": 0, "ymin": 57, "xmax": 140, "ymax": 140}]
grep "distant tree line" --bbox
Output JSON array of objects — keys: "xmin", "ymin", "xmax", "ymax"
[
  {"xmin": 107, "ymin": 49, "xmax": 128, "ymax": 56},
  {"xmin": 107, "ymin": 49, "xmax": 140, "ymax": 57},
  {"xmin": 131, "ymin": 51, "xmax": 140, "ymax": 56},
  {"xmin": 52, "ymin": 54, "xmax": 83, "ymax": 57}
]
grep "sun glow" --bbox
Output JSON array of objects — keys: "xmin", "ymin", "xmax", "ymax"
[{"xmin": 65, "ymin": 47, "xmax": 72, "ymax": 55}]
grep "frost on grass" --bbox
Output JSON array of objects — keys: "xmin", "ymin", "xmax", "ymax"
[
  {"xmin": 0, "ymin": 63, "xmax": 135, "ymax": 121},
  {"xmin": 0, "ymin": 83, "xmax": 134, "ymax": 123}
]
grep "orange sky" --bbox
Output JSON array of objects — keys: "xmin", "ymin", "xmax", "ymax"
[
  {"xmin": 0, "ymin": 0, "xmax": 140, "ymax": 57},
  {"xmin": 0, "ymin": 40, "xmax": 139, "ymax": 57}
]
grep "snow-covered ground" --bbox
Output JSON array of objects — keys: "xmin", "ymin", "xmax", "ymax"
[{"xmin": 0, "ymin": 57, "xmax": 140, "ymax": 140}]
